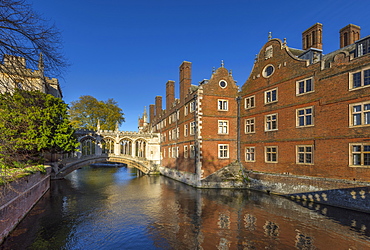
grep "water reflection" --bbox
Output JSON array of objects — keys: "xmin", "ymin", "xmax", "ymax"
[{"xmin": 1, "ymin": 166, "xmax": 370, "ymax": 249}]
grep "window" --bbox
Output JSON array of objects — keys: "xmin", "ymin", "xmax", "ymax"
[
  {"xmin": 350, "ymin": 143, "xmax": 370, "ymax": 167},
  {"xmin": 350, "ymin": 68, "xmax": 370, "ymax": 89},
  {"xmin": 218, "ymin": 99, "xmax": 228, "ymax": 111},
  {"xmin": 350, "ymin": 102, "xmax": 370, "ymax": 127},
  {"xmin": 356, "ymin": 38, "xmax": 370, "ymax": 57},
  {"xmin": 297, "ymin": 107, "xmax": 314, "ymax": 127},
  {"xmin": 264, "ymin": 88, "xmax": 277, "ymax": 104},
  {"xmin": 177, "ymin": 110, "xmax": 180, "ymax": 120},
  {"xmin": 184, "ymin": 145, "xmax": 188, "ymax": 158},
  {"xmin": 190, "ymin": 121, "xmax": 196, "ymax": 135},
  {"xmin": 296, "ymin": 77, "xmax": 314, "ymax": 95},
  {"xmin": 176, "ymin": 127, "xmax": 179, "ymax": 139},
  {"xmin": 245, "ymin": 118, "xmax": 255, "ymax": 133},
  {"xmin": 184, "ymin": 124, "xmax": 188, "ymax": 137},
  {"xmin": 245, "ymin": 96, "xmax": 255, "ymax": 109},
  {"xmin": 219, "ymin": 80, "xmax": 227, "ymax": 88},
  {"xmin": 190, "ymin": 101, "xmax": 196, "ymax": 112},
  {"xmin": 176, "ymin": 147, "xmax": 179, "ymax": 158},
  {"xmin": 185, "ymin": 105, "xmax": 188, "ymax": 116},
  {"xmin": 168, "ymin": 148, "xmax": 171, "ymax": 158},
  {"xmin": 190, "ymin": 145, "xmax": 195, "ymax": 159},
  {"xmin": 218, "ymin": 144, "xmax": 229, "ymax": 159},
  {"xmin": 218, "ymin": 120, "xmax": 228, "ymax": 134},
  {"xmin": 265, "ymin": 114, "xmax": 277, "ymax": 131},
  {"xmin": 245, "ymin": 147, "xmax": 255, "ymax": 162},
  {"xmin": 296, "ymin": 145, "xmax": 313, "ymax": 164},
  {"xmin": 265, "ymin": 146, "xmax": 277, "ymax": 163},
  {"xmin": 263, "ymin": 64, "xmax": 275, "ymax": 78}
]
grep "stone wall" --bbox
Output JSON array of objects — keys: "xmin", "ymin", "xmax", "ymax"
[
  {"xmin": 0, "ymin": 168, "xmax": 51, "ymax": 243},
  {"xmin": 247, "ymin": 172, "xmax": 370, "ymax": 213}
]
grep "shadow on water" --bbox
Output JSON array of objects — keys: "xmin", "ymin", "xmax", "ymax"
[{"xmin": 1, "ymin": 165, "xmax": 370, "ymax": 249}]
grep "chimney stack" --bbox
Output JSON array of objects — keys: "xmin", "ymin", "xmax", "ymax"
[
  {"xmin": 155, "ymin": 96, "xmax": 162, "ymax": 119},
  {"xmin": 179, "ymin": 61, "xmax": 192, "ymax": 102},
  {"xmin": 166, "ymin": 80, "xmax": 175, "ymax": 110},
  {"xmin": 302, "ymin": 23, "xmax": 323, "ymax": 50},
  {"xmin": 340, "ymin": 24, "xmax": 360, "ymax": 48},
  {"xmin": 149, "ymin": 104, "xmax": 155, "ymax": 123}
]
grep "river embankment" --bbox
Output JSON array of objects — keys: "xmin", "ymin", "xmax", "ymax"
[{"xmin": 0, "ymin": 167, "xmax": 51, "ymax": 243}]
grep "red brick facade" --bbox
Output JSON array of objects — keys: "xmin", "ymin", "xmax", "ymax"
[{"xmin": 149, "ymin": 23, "xmax": 370, "ymax": 183}]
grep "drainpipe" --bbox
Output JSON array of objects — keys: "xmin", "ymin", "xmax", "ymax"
[{"xmin": 236, "ymin": 96, "xmax": 241, "ymax": 163}]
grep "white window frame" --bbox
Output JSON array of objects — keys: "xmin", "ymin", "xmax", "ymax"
[
  {"xmin": 264, "ymin": 88, "xmax": 277, "ymax": 104},
  {"xmin": 245, "ymin": 147, "xmax": 255, "ymax": 162},
  {"xmin": 185, "ymin": 105, "xmax": 188, "ymax": 116},
  {"xmin": 218, "ymin": 120, "xmax": 229, "ymax": 134},
  {"xmin": 349, "ymin": 66, "xmax": 370, "ymax": 90},
  {"xmin": 184, "ymin": 145, "xmax": 188, "ymax": 158},
  {"xmin": 218, "ymin": 99, "xmax": 228, "ymax": 111},
  {"xmin": 190, "ymin": 145, "xmax": 195, "ymax": 159},
  {"xmin": 349, "ymin": 143, "xmax": 370, "ymax": 167},
  {"xmin": 245, "ymin": 118, "xmax": 255, "ymax": 134},
  {"xmin": 172, "ymin": 147, "xmax": 176, "ymax": 158},
  {"xmin": 296, "ymin": 106, "xmax": 314, "ymax": 127},
  {"xmin": 349, "ymin": 101, "xmax": 370, "ymax": 127},
  {"xmin": 265, "ymin": 113, "xmax": 278, "ymax": 131},
  {"xmin": 184, "ymin": 124, "xmax": 188, "ymax": 137},
  {"xmin": 218, "ymin": 144, "xmax": 229, "ymax": 159},
  {"xmin": 296, "ymin": 77, "xmax": 314, "ymax": 95},
  {"xmin": 265, "ymin": 146, "xmax": 278, "ymax": 163},
  {"xmin": 296, "ymin": 145, "xmax": 314, "ymax": 164},
  {"xmin": 245, "ymin": 95, "xmax": 255, "ymax": 109},
  {"xmin": 190, "ymin": 101, "xmax": 196, "ymax": 113},
  {"xmin": 190, "ymin": 121, "xmax": 196, "ymax": 135}
]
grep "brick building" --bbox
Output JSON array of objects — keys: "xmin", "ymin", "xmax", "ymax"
[{"xmin": 148, "ymin": 23, "xmax": 370, "ymax": 186}]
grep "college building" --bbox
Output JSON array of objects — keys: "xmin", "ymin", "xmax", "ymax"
[
  {"xmin": 0, "ymin": 54, "xmax": 62, "ymax": 98},
  {"xmin": 146, "ymin": 23, "xmax": 370, "ymax": 187}
]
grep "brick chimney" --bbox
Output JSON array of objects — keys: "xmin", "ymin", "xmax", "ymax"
[
  {"xmin": 302, "ymin": 23, "xmax": 323, "ymax": 50},
  {"xmin": 149, "ymin": 104, "xmax": 155, "ymax": 123},
  {"xmin": 179, "ymin": 61, "xmax": 192, "ymax": 102},
  {"xmin": 155, "ymin": 96, "xmax": 162, "ymax": 118},
  {"xmin": 340, "ymin": 24, "xmax": 360, "ymax": 48},
  {"xmin": 166, "ymin": 80, "xmax": 175, "ymax": 110}
]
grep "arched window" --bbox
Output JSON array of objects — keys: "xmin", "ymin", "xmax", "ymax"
[
  {"xmin": 120, "ymin": 139, "xmax": 132, "ymax": 156},
  {"xmin": 101, "ymin": 138, "xmax": 114, "ymax": 154},
  {"xmin": 81, "ymin": 138, "xmax": 96, "ymax": 156},
  {"xmin": 135, "ymin": 139, "xmax": 146, "ymax": 158}
]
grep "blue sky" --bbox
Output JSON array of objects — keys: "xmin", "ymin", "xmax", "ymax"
[{"xmin": 30, "ymin": 0, "xmax": 369, "ymax": 131}]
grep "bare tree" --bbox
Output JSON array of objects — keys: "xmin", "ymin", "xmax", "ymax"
[{"xmin": 0, "ymin": 0, "xmax": 67, "ymax": 93}]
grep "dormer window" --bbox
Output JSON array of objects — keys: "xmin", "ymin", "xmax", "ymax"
[{"xmin": 356, "ymin": 36, "xmax": 370, "ymax": 57}]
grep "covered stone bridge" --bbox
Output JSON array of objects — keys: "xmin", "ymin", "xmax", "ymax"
[{"xmin": 50, "ymin": 129, "xmax": 161, "ymax": 179}]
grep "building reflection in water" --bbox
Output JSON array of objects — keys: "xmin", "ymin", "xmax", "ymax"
[{"xmin": 153, "ymin": 177, "xmax": 370, "ymax": 249}]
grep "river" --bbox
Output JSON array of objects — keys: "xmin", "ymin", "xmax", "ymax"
[{"xmin": 1, "ymin": 165, "xmax": 370, "ymax": 249}]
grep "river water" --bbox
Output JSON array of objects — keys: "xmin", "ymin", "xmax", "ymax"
[{"xmin": 1, "ymin": 165, "xmax": 370, "ymax": 249}]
